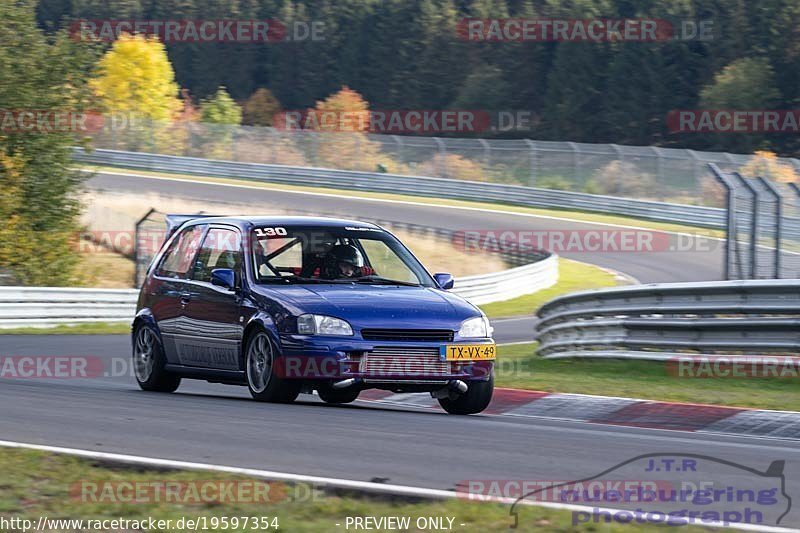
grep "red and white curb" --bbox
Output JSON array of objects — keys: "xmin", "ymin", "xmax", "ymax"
[{"xmin": 357, "ymin": 389, "xmax": 800, "ymax": 440}]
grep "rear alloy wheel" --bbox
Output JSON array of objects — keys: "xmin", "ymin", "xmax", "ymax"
[
  {"xmin": 317, "ymin": 383, "xmax": 360, "ymax": 404},
  {"xmin": 133, "ymin": 324, "xmax": 181, "ymax": 392},
  {"xmin": 246, "ymin": 330, "xmax": 300, "ymax": 403},
  {"xmin": 438, "ymin": 373, "xmax": 494, "ymax": 415}
]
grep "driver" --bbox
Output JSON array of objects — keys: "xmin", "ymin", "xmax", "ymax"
[{"xmin": 323, "ymin": 244, "xmax": 365, "ymax": 279}]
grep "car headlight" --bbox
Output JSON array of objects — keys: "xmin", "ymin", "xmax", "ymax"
[
  {"xmin": 458, "ymin": 316, "xmax": 492, "ymax": 338},
  {"xmin": 297, "ymin": 314, "xmax": 353, "ymax": 336}
]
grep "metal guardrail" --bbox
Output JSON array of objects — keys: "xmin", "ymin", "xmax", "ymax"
[
  {"xmin": 452, "ymin": 254, "xmax": 558, "ymax": 305},
  {"xmin": 74, "ymin": 148, "xmax": 726, "ymax": 229},
  {"xmin": 0, "ymin": 287, "xmax": 139, "ymax": 328},
  {"xmin": 0, "ymin": 255, "xmax": 558, "ymax": 328},
  {"xmin": 536, "ymin": 279, "xmax": 800, "ymax": 360}
]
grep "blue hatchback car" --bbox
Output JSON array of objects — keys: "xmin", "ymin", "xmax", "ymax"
[{"xmin": 133, "ymin": 215, "xmax": 496, "ymax": 414}]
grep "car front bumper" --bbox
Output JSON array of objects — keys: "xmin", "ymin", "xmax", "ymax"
[{"xmin": 278, "ymin": 334, "xmax": 495, "ymax": 383}]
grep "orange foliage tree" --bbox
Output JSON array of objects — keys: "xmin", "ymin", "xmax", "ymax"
[
  {"xmin": 307, "ymin": 87, "xmax": 405, "ymax": 173},
  {"xmin": 739, "ymin": 151, "xmax": 799, "ymax": 183}
]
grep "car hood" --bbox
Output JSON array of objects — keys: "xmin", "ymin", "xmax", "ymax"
[{"xmin": 251, "ymin": 283, "xmax": 480, "ymax": 329}]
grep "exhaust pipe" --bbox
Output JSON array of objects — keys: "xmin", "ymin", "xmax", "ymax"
[
  {"xmin": 332, "ymin": 378, "xmax": 357, "ymax": 389},
  {"xmin": 451, "ymin": 380, "xmax": 468, "ymax": 393},
  {"xmin": 431, "ymin": 380, "xmax": 468, "ymax": 399}
]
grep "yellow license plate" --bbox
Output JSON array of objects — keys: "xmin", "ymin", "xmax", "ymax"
[{"xmin": 441, "ymin": 344, "xmax": 497, "ymax": 361}]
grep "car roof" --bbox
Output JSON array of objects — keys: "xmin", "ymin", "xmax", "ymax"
[{"xmin": 179, "ymin": 215, "xmax": 383, "ymax": 230}]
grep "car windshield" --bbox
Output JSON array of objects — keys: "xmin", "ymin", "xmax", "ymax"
[{"xmin": 251, "ymin": 225, "xmax": 435, "ymax": 287}]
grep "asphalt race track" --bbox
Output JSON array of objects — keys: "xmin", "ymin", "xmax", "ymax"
[{"xmin": 3, "ymin": 334, "xmax": 800, "ymax": 528}]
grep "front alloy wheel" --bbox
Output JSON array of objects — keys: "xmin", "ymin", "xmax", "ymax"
[{"xmin": 246, "ymin": 330, "xmax": 300, "ymax": 403}]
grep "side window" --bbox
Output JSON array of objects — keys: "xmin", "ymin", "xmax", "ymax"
[
  {"xmin": 191, "ymin": 228, "xmax": 242, "ymax": 283},
  {"xmin": 157, "ymin": 225, "xmax": 206, "ymax": 279}
]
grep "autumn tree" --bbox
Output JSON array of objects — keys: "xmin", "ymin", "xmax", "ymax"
[
  {"xmin": 200, "ymin": 87, "xmax": 243, "ymax": 125},
  {"xmin": 0, "ymin": 1, "xmax": 96, "ymax": 284},
  {"xmin": 700, "ymin": 58, "xmax": 780, "ymax": 111},
  {"xmin": 308, "ymin": 87, "xmax": 403, "ymax": 172},
  {"xmin": 176, "ymin": 89, "xmax": 200, "ymax": 123},
  {"xmin": 242, "ymin": 88, "xmax": 281, "ymax": 127},
  {"xmin": 739, "ymin": 151, "xmax": 799, "ymax": 183},
  {"xmin": 90, "ymin": 33, "xmax": 180, "ymax": 122},
  {"xmin": 699, "ymin": 57, "xmax": 781, "ymax": 152},
  {"xmin": 308, "ymin": 86, "xmax": 370, "ymax": 133}
]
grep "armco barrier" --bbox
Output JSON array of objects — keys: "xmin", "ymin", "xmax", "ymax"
[
  {"xmin": 452, "ymin": 254, "xmax": 557, "ymax": 305},
  {"xmin": 0, "ymin": 287, "xmax": 139, "ymax": 328},
  {"xmin": 535, "ymin": 279, "xmax": 800, "ymax": 360},
  {"xmin": 73, "ymin": 148, "xmax": 726, "ymax": 229},
  {"xmin": 0, "ymin": 255, "xmax": 557, "ymax": 328}
]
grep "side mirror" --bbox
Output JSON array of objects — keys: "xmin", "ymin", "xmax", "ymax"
[
  {"xmin": 433, "ymin": 272, "xmax": 454, "ymax": 290},
  {"xmin": 211, "ymin": 268, "xmax": 236, "ymax": 290}
]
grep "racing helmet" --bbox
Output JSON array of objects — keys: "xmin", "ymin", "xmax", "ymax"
[{"xmin": 324, "ymin": 244, "xmax": 364, "ymax": 278}]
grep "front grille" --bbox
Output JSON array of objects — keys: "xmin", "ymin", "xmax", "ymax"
[
  {"xmin": 362, "ymin": 346, "xmax": 450, "ymax": 377},
  {"xmin": 360, "ymin": 329, "xmax": 454, "ymax": 342}
]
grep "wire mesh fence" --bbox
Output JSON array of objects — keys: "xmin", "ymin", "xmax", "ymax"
[
  {"xmin": 783, "ymin": 183, "xmax": 800, "ymax": 279},
  {"xmin": 749, "ymin": 177, "xmax": 781, "ymax": 279},
  {"xmin": 710, "ymin": 165, "xmax": 800, "ymax": 280},
  {"xmin": 731, "ymin": 174, "xmax": 756, "ymax": 280},
  {"xmin": 87, "ymin": 119, "xmax": 800, "ymax": 208}
]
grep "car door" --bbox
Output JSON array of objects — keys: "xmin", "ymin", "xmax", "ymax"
[
  {"xmin": 179, "ymin": 225, "xmax": 245, "ymax": 371},
  {"xmin": 149, "ymin": 224, "xmax": 207, "ymax": 365}
]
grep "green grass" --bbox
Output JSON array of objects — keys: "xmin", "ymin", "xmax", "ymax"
[
  {"xmin": 0, "ymin": 448, "xmax": 714, "ymax": 532},
  {"xmin": 495, "ymin": 343, "xmax": 800, "ymax": 411},
  {"xmin": 480, "ymin": 258, "xmax": 621, "ymax": 318},
  {"xmin": 81, "ymin": 164, "xmax": 724, "ymax": 239},
  {"xmin": 0, "ymin": 323, "xmax": 130, "ymax": 335}
]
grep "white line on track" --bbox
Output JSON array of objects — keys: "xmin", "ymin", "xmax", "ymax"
[{"xmin": 0, "ymin": 439, "xmax": 795, "ymax": 532}]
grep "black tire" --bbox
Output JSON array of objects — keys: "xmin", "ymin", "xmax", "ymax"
[
  {"xmin": 317, "ymin": 384, "xmax": 360, "ymax": 404},
  {"xmin": 245, "ymin": 330, "xmax": 301, "ymax": 403},
  {"xmin": 438, "ymin": 374, "xmax": 494, "ymax": 415},
  {"xmin": 133, "ymin": 324, "xmax": 181, "ymax": 393}
]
